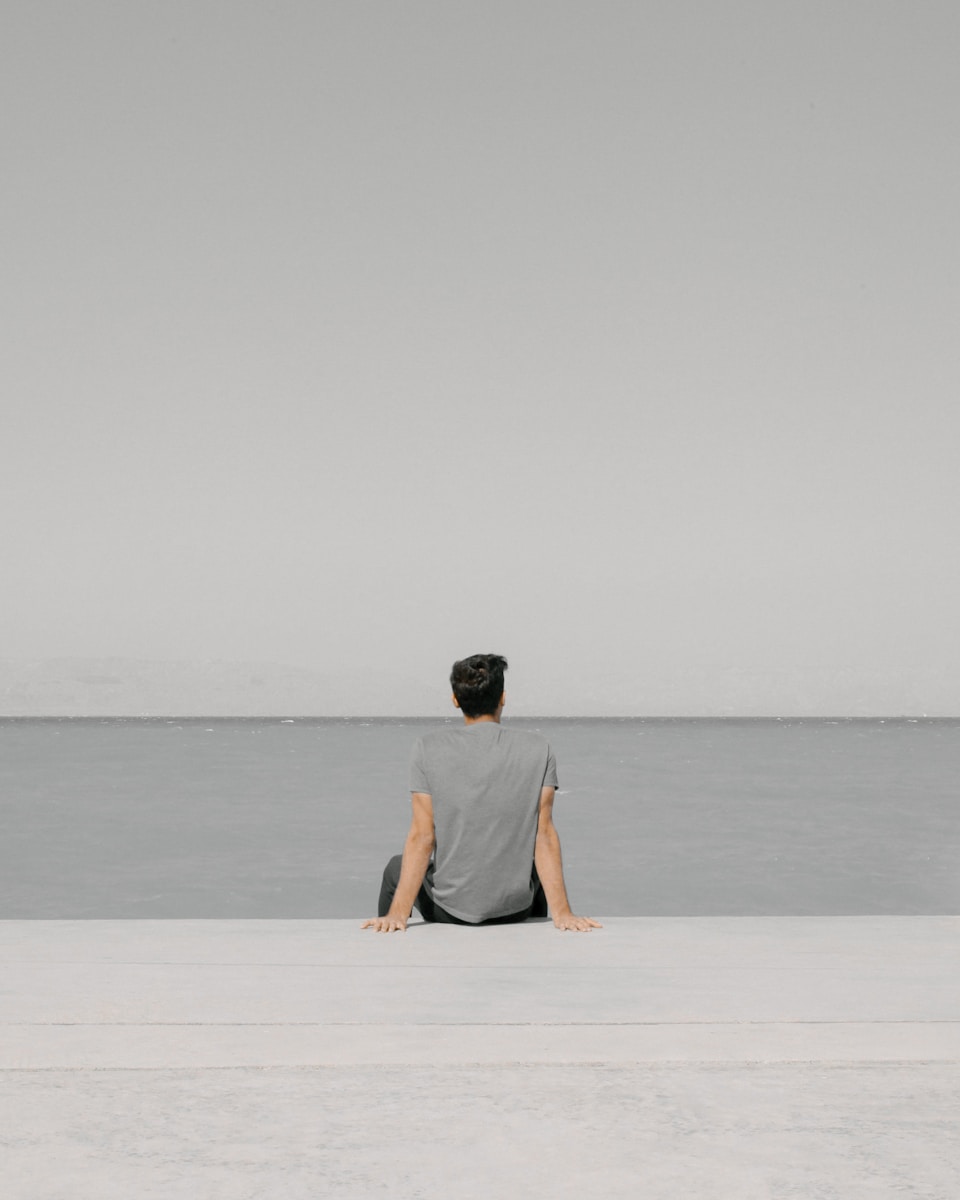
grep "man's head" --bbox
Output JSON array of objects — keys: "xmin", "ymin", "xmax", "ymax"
[{"xmin": 450, "ymin": 653, "xmax": 508, "ymax": 719}]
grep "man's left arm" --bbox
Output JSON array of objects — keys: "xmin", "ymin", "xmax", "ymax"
[{"xmin": 362, "ymin": 792, "xmax": 435, "ymax": 932}]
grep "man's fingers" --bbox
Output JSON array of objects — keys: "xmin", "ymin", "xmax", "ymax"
[{"xmin": 555, "ymin": 915, "xmax": 603, "ymax": 931}]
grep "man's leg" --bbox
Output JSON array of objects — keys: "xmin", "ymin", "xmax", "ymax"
[
  {"xmin": 377, "ymin": 855, "xmax": 404, "ymax": 917},
  {"xmin": 378, "ymin": 854, "xmax": 445, "ymax": 921},
  {"xmin": 529, "ymin": 864, "xmax": 548, "ymax": 918}
]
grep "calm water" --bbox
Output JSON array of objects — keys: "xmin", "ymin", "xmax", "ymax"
[{"xmin": 1, "ymin": 717, "xmax": 957, "ymax": 918}]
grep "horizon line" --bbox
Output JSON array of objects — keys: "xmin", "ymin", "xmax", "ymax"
[{"xmin": 0, "ymin": 713, "xmax": 952, "ymax": 722}]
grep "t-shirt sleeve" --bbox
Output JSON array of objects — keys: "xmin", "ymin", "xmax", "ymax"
[
  {"xmin": 409, "ymin": 737, "xmax": 431, "ymax": 794},
  {"xmin": 543, "ymin": 744, "xmax": 559, "ymax": 789}
]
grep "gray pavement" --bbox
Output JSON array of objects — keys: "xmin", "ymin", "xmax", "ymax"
[{"xmin": 2, "ymin": 917, "xmax": 958, "ymax": 1198}]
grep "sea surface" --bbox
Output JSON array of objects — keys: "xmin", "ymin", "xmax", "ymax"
[{"xmin": 1, "ymin": 717, "xmax": 957, "ymax": 918}]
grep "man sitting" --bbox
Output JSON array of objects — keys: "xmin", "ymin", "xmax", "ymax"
[{"xmin": 362, "ymin": 653, "xmax": 601, "ymax": 933}]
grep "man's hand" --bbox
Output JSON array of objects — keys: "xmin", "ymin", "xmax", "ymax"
[
  {"xmin": 553, "ymin": 912, "xmax": 603, "ymax": 932},
  {"xmin": 361, "ymin": 915, "xmax": 408, "ymax": 933}
]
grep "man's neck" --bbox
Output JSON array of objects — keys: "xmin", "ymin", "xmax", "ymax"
[{"xmin": 462, "ymin": 713, "xmax": 501, "ymax": 726}]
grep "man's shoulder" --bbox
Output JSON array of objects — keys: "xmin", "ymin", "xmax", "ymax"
[
  {"xmin": 414, "ymin": 725, "xmax": 551, "ymax": 752},
  {"xmin": 500, "ymin": 726, "xmax": 551, "ymax": 750},
  {"xmin": 412, "ymin": 726, "xmax": 461, "ymax": 757},
  {"xmin": 415, "ymin": 725, "xmax": 460, "ymax": 745}
]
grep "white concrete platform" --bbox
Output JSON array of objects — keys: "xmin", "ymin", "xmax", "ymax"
[{"xmin": 2, "ymin": 917, "xmax": 959, "ymax": 1198}]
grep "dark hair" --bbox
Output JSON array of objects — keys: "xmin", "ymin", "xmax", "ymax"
[{"xmin": 450, "ymin": 653, "xmax": 508, "ymax": 718}]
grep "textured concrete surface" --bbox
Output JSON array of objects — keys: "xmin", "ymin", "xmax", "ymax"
[{"xmin": 2, "ymin": 917, "xmax": 958, "ymax": 1198}]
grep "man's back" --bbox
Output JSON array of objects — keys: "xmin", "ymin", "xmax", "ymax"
[{"xmin": 410, "ymin": 723, "xmax": 558, "ymax": 922}]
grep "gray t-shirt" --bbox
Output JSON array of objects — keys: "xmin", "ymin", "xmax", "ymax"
[{"xmin": 409, "ymin": 722, "xmax": 559, "ymax": 923}]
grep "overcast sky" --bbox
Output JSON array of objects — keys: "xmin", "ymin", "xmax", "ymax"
[{"xmin": 3, "ymin": 2, "xmax": 958, "ymax": 715}]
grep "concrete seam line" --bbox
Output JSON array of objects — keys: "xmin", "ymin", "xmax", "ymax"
[
  {"xmin": 3, "ymin": 1060, "xmax": 959, "ymax": 1073},
  {"xmin": 3, "ymin": 1022, "xmax": 955, "ymax": 1032}
]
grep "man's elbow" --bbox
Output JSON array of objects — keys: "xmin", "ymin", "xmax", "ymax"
[{"xmin": 535, "ymin": 825, "xmax": 560, "ymax": 852}]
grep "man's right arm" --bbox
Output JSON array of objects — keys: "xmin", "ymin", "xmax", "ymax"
[{"xmin": 534, "ymin": 786, "xmax": 602, "ymax": 932}]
